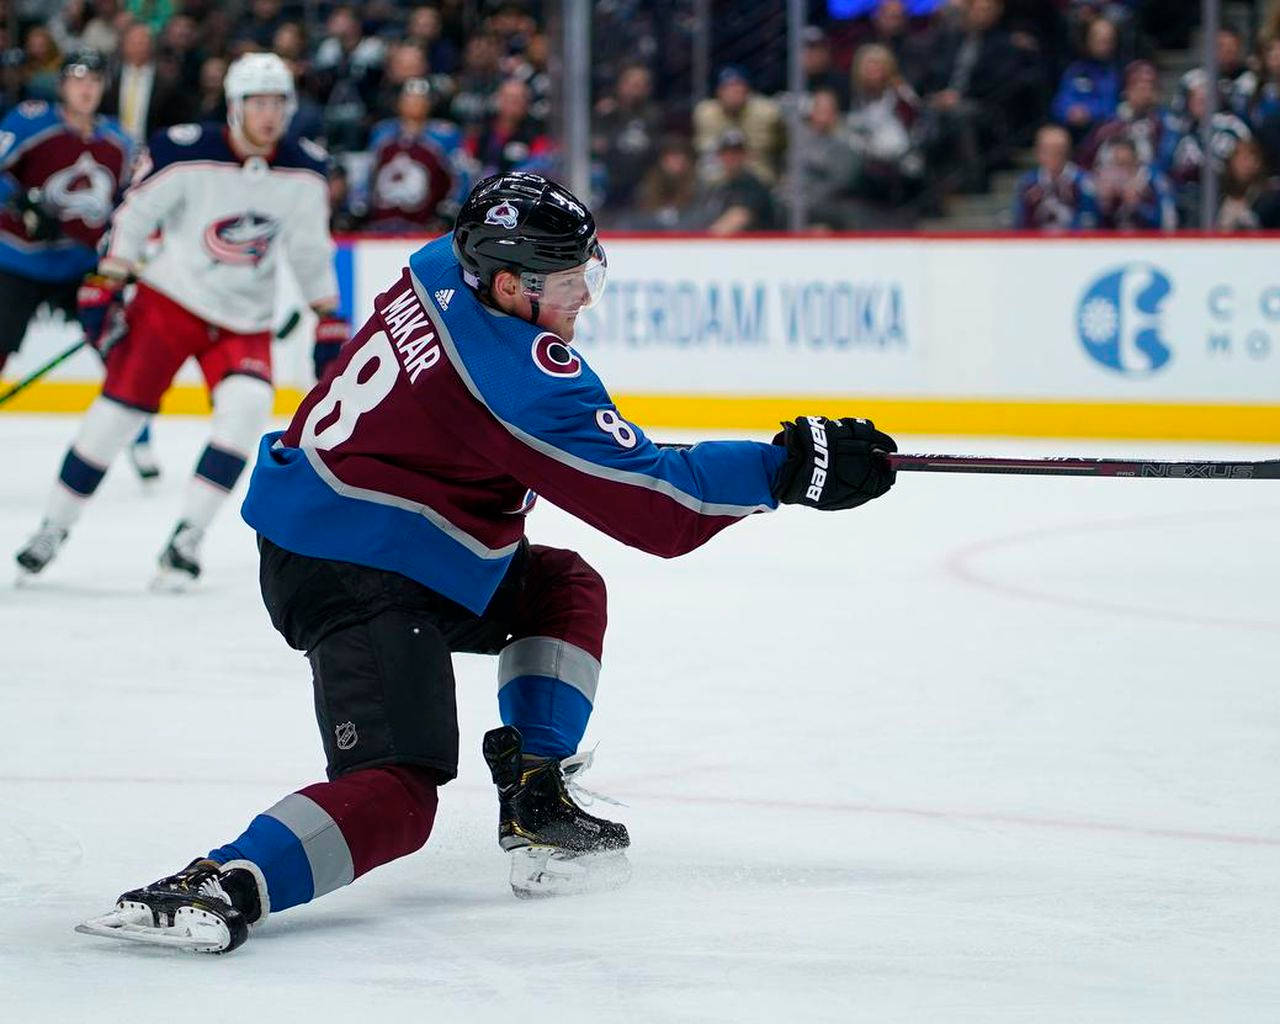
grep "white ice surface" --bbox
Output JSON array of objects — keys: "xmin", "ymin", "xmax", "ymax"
[{"xmin": 1, "ymin": 414, "xmax": 1278, "ymax": 1023}]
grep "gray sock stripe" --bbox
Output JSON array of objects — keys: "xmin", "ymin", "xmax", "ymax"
[
  {"xmin": 264, "ymin": 792, "xmax": 356, "ymax": 898},
  {"xmin": 497, "ymin": 636, "xmax": 601, "ymax": 704}
]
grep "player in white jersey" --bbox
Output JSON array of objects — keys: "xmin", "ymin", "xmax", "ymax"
[{"xmin": 16, "ymin": 53, "xmax": 349, "ymax": 586}]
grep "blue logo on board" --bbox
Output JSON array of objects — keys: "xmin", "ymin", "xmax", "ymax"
[{"xmin": 1076, "ymin": 264, "xmax": 1173, "ymax": 375}]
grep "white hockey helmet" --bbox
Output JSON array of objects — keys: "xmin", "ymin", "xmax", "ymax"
[{"xmin": 225, "ymin": 52, "xmax": 297, "ymax": 132}]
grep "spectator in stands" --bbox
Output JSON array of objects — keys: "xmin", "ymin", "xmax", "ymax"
[
  {"xmin": 1094, "ymin": 136, "xmax": 1177, "ymax": 231},
  {"xmin": 371, "ymin": 41, "xmax": 428, "ymax": 123},
  {"xmin": 792, "ymin": 87, "xmax": 860, "ymax": 230},
  {"xmin": 313, "ymin": 6, "xmax": 384, "ymax": 152},
  {"xmin": 1164, "ymin": 70, "xmax": 1252, "ymax": 225},
  {"xmin": 699, "ymin": 129, "xmax": 779, "ymax": 235},
  {"xmin": 103, "ymin": 22, "xmax": 189, "ymax": 142},
  {"xmin": 1013, "ymin": 123, "xmax": 1098, "ymax": 231},
  {"xmin": 49, "ymin": 1, "xmax": 92, "ymax": 58},
  {"xmin": 1051, "ymin": 16, "xmax": 1121, "ymax": 144},
  {"xmin": 192, "ymin": 55, "xmax": 228, "ymax": 123},
  {"xmin": 328, "ymin": 161, "xmax": 363, "ymax": 233},
  {"xmin": 915, "ymin": 0, "xmax": 1040, "ymax": 192},
  {"xmin": 846, "ymin": 0, "xmax": 931, "ymax": 88},
  {"xmin": 803, "ymin": 26, "xmax": 850, "ymax": 107},
  {"xmin": 847, "ymin": 44, "xmax": 924, "ymax": 209},
  {"xmin": 238, "ymin": 0, "xmax": 286, "ymax": 50},
  {"xmin": 593, "ymin": 62, "xmax": 662, "ymax": 211},
  {"xmin": 1214, "ymin": 26, "xmax": 1257, "ymax": 119},
  {"xmin": 366, "ymin": 78, "xmax": 461, "ymax": 232},
  {"xmin": 506, "ymin": 31, "xmax": 551, "ymax": 125},
  {"xmin": 466, "ymin": 77, "xmax": 552, "ymax": 178},
  {"xmin": 450, "ymin": 32, "xmax": 503, "ymax": 131},
  {"xmin": 1216, "ymin": 137, "xmax": 1280, "ymax": 230},
  {"xmin": 1077, "ymin": 59, "xmax": 1172, "ymax": 171},
  {"xmin": 20, "ymin": 25, "xmax": 62, "ymax": 102},
  {"xmin": 630, "ymin": 135, "xmax": 700, "ymax": 230},
  {"xmin": 1250, "ymin": 37, "xmax": 1280, "ymax": 169},
  {"xmin": 160, "ymin": 14, "xmax": 202, "ymax": 94},
  {"xmin": 72, "ymin": 0, "xmax": 124, "ymax": 59},
  {"xmin": 1065, "ymin": 1, "xmax": 1138, "ymax": 67},
  {"xmin": 406, "ymin": 6, "xmax": 459, "ymax": 76},
  {"xmin": 485, "ymin": 2, "xmax": 538, "ymax": 58},
  {"xmin": 693, "ymin": 65, "xmax": 785, "ymax": 185},
  {"xmin": 126, "ymin": 0, "xmax": 173, "ymax": 35},
  {"xmin": 272, "ymin": 22, "xmax": 307, "ymax": 63}
]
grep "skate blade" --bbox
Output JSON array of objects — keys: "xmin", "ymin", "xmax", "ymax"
[
  {"xmin": 509, "ymin": 846, "xmax": 632, "ymax": 900},
  {"xmin": 150, "ymin": 567, "xmax": 198, "ymax": 593},
  {"xmin": 75, "ymin": 903, "xmax": 228, "ymax": 952}
]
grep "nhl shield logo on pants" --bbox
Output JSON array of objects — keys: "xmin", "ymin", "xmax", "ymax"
[{"xmin": 335, "ymin": 721, "xmax": 358, "ymax": 751}]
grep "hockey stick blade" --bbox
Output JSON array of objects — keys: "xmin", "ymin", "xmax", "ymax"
[{"xmin": 888, "ymin": 454, "xmax": 1280, "ymax": 480}]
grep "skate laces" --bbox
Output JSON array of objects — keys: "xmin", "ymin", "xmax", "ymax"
[{"xmin": 559, "ymin": 745, "xmax": 626, "ymax": 809}]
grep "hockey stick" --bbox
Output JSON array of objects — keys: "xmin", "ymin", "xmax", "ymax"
[
  {"xmin": 888, "ymin": 453, "xmax": 1280, "ymax": 480},
  {"xmin": 0, "ymin": 337, "xmax": 87, "ymax": 408}
]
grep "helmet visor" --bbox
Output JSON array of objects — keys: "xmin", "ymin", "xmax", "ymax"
[{"xmin": 521, "ymin": 243, "xmax": 607, "ymax": 313}]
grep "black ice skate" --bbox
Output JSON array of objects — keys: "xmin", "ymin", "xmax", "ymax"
[
  {"xmin": 15, "ymin": 521, "xmax": 68, "ymax": 576},
  {"xmin": 154, "ymin": 520, "xmax": 203, "ymax": 589},
  {"xmin": 482, "ymin": 725, "xmax": 631, "ymax": 899},
  {"xmin": 75, "ymin": 858, "xmax": 267, "ymax": 954}
]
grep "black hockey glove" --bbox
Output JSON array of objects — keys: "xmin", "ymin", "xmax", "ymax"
[
  {"xmin": 14, "ymin": 187, "xmax": 60, "ymax": 241},
  {"xmin": 771, "ymin": 416, "xmax": 897, "ymax": 511}
]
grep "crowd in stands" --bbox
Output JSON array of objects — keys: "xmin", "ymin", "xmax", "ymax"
[
  {"xmin": 4, "ymin": 0, "xmax": 1279, "ymax": 233},
  {"xmin": 1016, "ymin": 9, "xmax": 1280, "ymax": 232}
]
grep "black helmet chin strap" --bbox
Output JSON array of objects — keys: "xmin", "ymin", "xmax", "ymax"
[{"xmin": 529, "ymin": 297, "xmax": 541, "ymax": 323}]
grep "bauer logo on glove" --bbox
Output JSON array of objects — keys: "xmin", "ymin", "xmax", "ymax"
[{"xmin": 771, "ymin": 415, "xmax": 897, "ymax": 511}]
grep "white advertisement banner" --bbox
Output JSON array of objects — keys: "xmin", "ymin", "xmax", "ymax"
[{"xmin": 354, "ymin": 236, "xmax": 1280, "ymax": 404}]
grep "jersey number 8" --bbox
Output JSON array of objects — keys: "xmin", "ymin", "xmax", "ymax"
[
  {"xmin": 595, "ymin": 408, "xmax": 637, "ymax": 449},
  {"xmin": 301, "ymin": 331, "xmax": 399, "ymax": 450}
]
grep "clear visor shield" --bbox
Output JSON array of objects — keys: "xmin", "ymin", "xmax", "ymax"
[{"xmin": 521, "ymin": 244, "xmax": 607, "ymax": 313}]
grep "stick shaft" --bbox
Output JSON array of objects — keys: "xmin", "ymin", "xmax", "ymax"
[
  {"xmin": 0, "ymin": 339, "xmax": 87, "ymax": 408},
  {"xmin": 888, "ymin": 453, "xmax": 1280, "ymax": 480}
]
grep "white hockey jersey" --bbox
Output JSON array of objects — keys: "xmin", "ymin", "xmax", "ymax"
[{"xmin": 105, "ymin": 123, "xmax": 337, "ymax": 333}]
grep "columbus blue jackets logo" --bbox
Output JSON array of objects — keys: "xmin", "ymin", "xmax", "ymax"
[
  {"xmin": 1076, "ymin": 264, "xmax": 1173, "ymax": 375},
  {"xmin": 202, "ymin": 212, "xmax": 280, "ymax": 266},
  {"xmin": 531, "ymin": 332, "xmax": 581, "ymax": 378},
  {"xmin": 485, "ymin": 201, "xmax": 519, "ymax": 229}
]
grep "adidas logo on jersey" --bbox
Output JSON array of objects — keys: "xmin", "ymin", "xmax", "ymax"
[{"xmin": 434, "ymin": 289, "xmax": 454, "ymax": 310}]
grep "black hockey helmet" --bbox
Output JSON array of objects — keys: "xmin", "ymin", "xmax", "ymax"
[
  {"xmin": 61, "ymin": 49, "xmax": 107, "ymax": 79},
  {"xmin": 452, "ymin": 172, "xmax": 606, "ymax": 312}
]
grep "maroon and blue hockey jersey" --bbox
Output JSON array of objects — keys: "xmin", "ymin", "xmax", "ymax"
[
  {"xmin": 0, "ymin": 99, "xmax": 132, "ymax": 281},
  {"xmin": 242, "ymin": 235, "xmax": 786, "ymax": 614}
]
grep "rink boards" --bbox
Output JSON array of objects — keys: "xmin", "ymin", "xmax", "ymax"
[{"xmin": 4, "ymin": 233, "xmax": 1279, "ymax": 441}]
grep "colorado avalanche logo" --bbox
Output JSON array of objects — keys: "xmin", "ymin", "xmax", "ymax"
[
  {"xmin": 531, "ymin": 332, "xmax": 581, "ymax": 378},
  {"xmin": 43, "ymin": 152, "xmax": 115, "ymax": 228},
  {"xmin": 485, "ymin": 200, "xmax": 519, "ymax": 229},
  {"xmin": 203, "ymin": 212, "xmax": 280, "ymax": 266}
]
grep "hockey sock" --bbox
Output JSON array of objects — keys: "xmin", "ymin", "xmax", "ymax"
[
  {"xmin": 206, "ymin": 765, "xmax": 438, "ymax": 915},
  {"xmin": 179, "ymin": 375, "xmax": 272, "ymax": 531},
  {"xmin": 45, "ymin": 396, "xmax": 148, "ymax": 529},
  {"xmin": 497, "ymin": 637, "xmax": 598, "ymax": 758},
  {"xmin": 133, "ymin": 421, "xmax": 151, "ymax": 446}
]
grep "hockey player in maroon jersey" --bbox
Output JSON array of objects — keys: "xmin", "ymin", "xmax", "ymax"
[
  {"xmin": 365, "ymin": 78, "xmax": 467, "ymax": 231},
  {"xmin": 0, "ymin": 51, "xmax": 131, "ymax": 376},
  {"xmin": 15, "ymin": 53, "xmax": 348, "ymax": 586},
  {"xmin": 74, "ymin": 172, "xmax": 896, "ymax": 952},
  {"xmin": 0, "ymin": 51, "xmax": 161, "ymax": 477}
]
